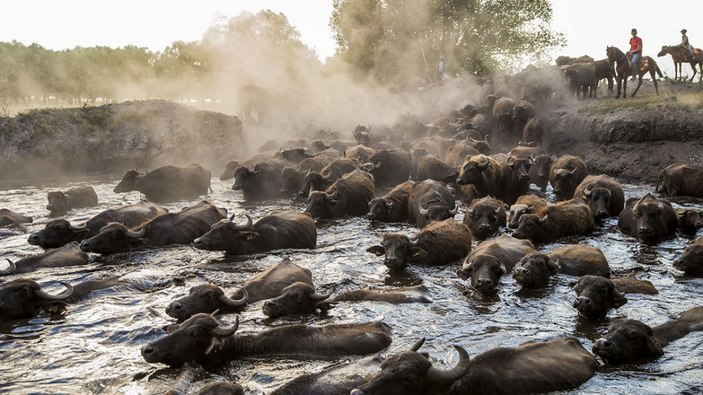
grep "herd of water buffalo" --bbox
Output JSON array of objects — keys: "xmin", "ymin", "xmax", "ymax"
[{"xmin": 2, "ymin": 92, "xmax": 703, "ymax": 394}]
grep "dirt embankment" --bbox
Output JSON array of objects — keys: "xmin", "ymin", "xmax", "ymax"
[
  {"xmin": 546, "ymin": 98, "xmax": 703, "ymax": 184},
  {"xmin": 0, "ymin": 100, "xmax": 246, "ymax": 186}
]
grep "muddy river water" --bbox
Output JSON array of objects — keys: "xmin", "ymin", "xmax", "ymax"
[{"xmin": 0, "ymin": 177, "xmax": 701, "ymax": 394}]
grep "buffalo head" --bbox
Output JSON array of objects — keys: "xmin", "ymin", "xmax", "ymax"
[
  {"xmin": 592, "ymin": 319, "xmax": 663, "ymax": 364},
  {"xmin": 572, "ymin": 275, "xmax": 627, "ymax": 320},
  {"xmin": 512, "ymin": 253, "xmax": 560, "ymax": 289},
  {"xmin": 79, "ymin": 223, "xmax": 146, "ymax": 254},
  {"xmin": 367, "ymin": 234, "xmax": 428, "ymax": 271},
  {"xmin": 0, "ymin": 279, "xmax": 73, "ymax": 319},
  {"xmin": 305, "ymin": 189, "xmax": 339, "ymax": 218},
  {"xmin": 114, "ymin": 170, "xmax": 143, "ymax": 193},
  {"xmin": 46, "ymin": 191, "xmax": 68, "ymax": 213},
  {"xmin": 28, "ymin": 219, "xmax": 89, "ymax": 249},
  {"xmin": 582, "ymin": 184, "xmax": 612, "ymax": 220},
  {"xmin": 193, "ymin": 215, "xmax": 257, "ymax": 252},
  {"xmin": 673, "ymin": 243, "xmax": 703, "ymax": 275},
  {"xmin": 262, "ymin": 282, "xmax": 333, "ymax": 318},
  {"xmin": 457, "ymin": 255, "xmax": 507, "ymax": 294},
  {"xmin": 166, "ymin": 284, "xmax": 248, "ymax": 322},
  {"xmin": 456, "ymin": 155, "xmax": 491, "ymax": 185}
]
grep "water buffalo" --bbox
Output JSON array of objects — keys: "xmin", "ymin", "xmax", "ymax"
[
  {"xmin": 529, "ymin": 155, "xmax": 553, "ymax": 192},
  {"xmin": 275, "ymin": 147, "xmax": 315, "ymax": 164},
  {"xmin": 521, "ymin": 117, "xmax": 544, "ymax": 147},
  {"xmin": 367, "ymin": 181, "xmax": 414, "ymax": 222},
  {"xmin": 46, "ymin": 186, "xmax": 98, "ymax": 215},
  {"xmin": 673, "ymin": 237, "xmax": 703, "ymax": 275},
  {"xmin": 0, "ymin": 279, "xmax": 74, "ymax": 319},
  {"xmin": 193, "ymin": 212, "xmax": 316, "ymax": 254},
  {"xmin": 351, "ymin": 337, "xmax": 597, "ymax": 395},
  {"xmin": 114, "ymin": 164, "xmax": 211, "ymax": 203},
  {"xmin": 219, "ymin": 160, "xmax": 241, "ymax": 181},
  {"xmin": 298, "ymin": 158, "xmax": 359, "ymax": 198},
  {"xmin": 467, "ymin": 136, "xmax": 490, "ymax": 155},
  {"xmin": 367, "ymin": 219, "xmax": 472, "ymax": 271},
  {"xmin": 512, "ymin": 199, "xmax": 594, "ymax": 244},
  {"xmin": 305, "ymin": 170, "xmax": 375, "ymax": 219},
  {"xmin": 262, "ymin": 282, "xmax": 334, "ymax": 318},
  {"xmin": 463, "ymin": 196, "xmax": 506, "ymax": 240},
  {"xmin": 233, "ymin": 161, "xmax": 285, "ymax": 200},
  {"xmin": 456, "ymin": 154, "xmax": 502, "ymax": 199},
  {"xmin": 166, "ymin": 259, "xmax": 313, "ymax": 321},
  {"xmin": 676, "ymin": 208, "xmax": 703, "ymax": 236},
  {"xmin": 443, "ymin": 141, "xmax": 480, "ymax": 169},
  {"xmin": 499, "ymin": 156, "xmax": 534, "ymax": 204},
  {"xmin": 513, "ymin": 245, "xmax": 610, "ymax": 289},
  {"xmin": 345, "ymin": 144, "xmax": 377, "ymax": 163},
  {"xmin": 414, "ymin": 155, "xmax": 458, "ymax": 184},
  {"xmin": 492, "ymin": 97, "xmax": 515, "ymax": 143},
  {"xmin": 28, "ymin": 201, "xmax": 167, "ymax": 249},
  {"xmin": 365, "ymin": 149, "xmax": 411, "ymax": 188},
  {"xmin": 80, "ymin": 201, "xmax": 225, "ymax": 254},
  {"xmin": 656, "ymin": 163, "xmax": 703, "ymax": 197},
  {"xmin": 512, "ymin": 98, "xmax": 537, "ymax": 138},
  {"xmin": 457, "ymin": 234, "xmax": 535, "ymax": 294},
  {"xmin": 593, "ymin": 307, "xmax": 703, "ymax": 364},
  {"xmin": 507, "ymin": 195, "xmax": 549, "ymax": 229},
  {"xmin": 141, "ymin": 313, "xmax": 392, "ymax": 367},
  {"xmin": 549, "ymin": 155, "xmax": 588, "ymax": 201},
  {"xmin": 280, "ymin": 156, "xmax": 331, "ymax": 196},
  {"xmin": 329, "ymin": 285, "xmax": 432, "ymax": 304},
  {"xmin": 563, "ymin": 62, "xmax": 598, "ymax": 98},
  {"xmin": 617, "ymin": 194, "xmax": 677, "ymax": 244},
  {"xmin": 572, "ymin": 275, "xmax": 627, "ymax": 320},
  {"xmin": 408, "ymin": 180, "xmax": 457, "ymax": 228},
  {"xmin": 1, "ymin": 242, "xmax": 89, "ymax": 275},
  {"xmin": 0, "ymin": 209, "xmax": 32, "ymax": 228},
  {"xmin": 574, "ymin": 175, "xmax": 625, "ymax": 221}
]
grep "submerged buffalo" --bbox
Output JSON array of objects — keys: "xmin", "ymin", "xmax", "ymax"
[
  {"xmin": 656, "ymin": 163, "xmax": 703, "ymax": 197},
  {"xmin": 365, "ymin": 149, "xmax": 412, "ymax": 188},
  {"xmin": 507, "ymin": 195, "xmax": 549, "ymax": 229},
  {"xmin": 512, "ymin": 199, "xmax": 594, "ymax": 244},
  {"xmin": 0, "ymin": 209, "xmax": 33, "ymax": 228},
  {"xmin": 232, "ymin": 161, "xmax": 285, "ymax": 200},
  {"xmin": 28, "ymin": 201, "xmax": 167, "ymax": 249},
  {"xmin": 408, "ymin": 180, "xmax": 457, "ymax": 228},
  {"xmin": 618, "ymin": 193, "xmax": 677, "ymax": 244},
  {"xmin": 463, "ymin": 196, "xmax": 506, "ymax": 240},
  {"xmin": 262, "ymin": 282, "xmax": 334, "ymax": 318},
  {"xmin": 351, "ymin": 337, "xmax": 597, "ymax": 395},
  {"xmin": 114, "ymin": 164, "xmax": 211, "ymax": 203},
  {"xmin": 549, "ymin": 155, "xmax": 588, "ymax": 201},
  {"xmin": 673, "ymin": 237, "xmax": 703, "ymax": 275},
  {"xmin": 298, "ymin": 158, "xmax": 359, "ymax": 198},
  {"xmin": 593, "ymin": 307, "xmax": 703, "ymax": 364},
  {"xmin": 141, "ymin": 313, "xmax": 392, "ymax": 367},
  {"xmin": 46, "ymin": 186, "xmax": 98, "ymax": 215},
  {"xmin": 1, "ymin": 242, "xmax": 89, "ymax": 275},
  {"xmin": 305, "ymin": 170, "xmax": 375, "ymax": 218},
  {"xmin": 80, "ymin": 201, "xmax": 225, "ymax": 254},
  {"xmin": 367, "ymin": 219, "xmax": 472, "ymax": 271},
  {"xmin": 0, "ymin": 279, "xmax": 74, "ymax": 319},
  {"xmin": 512, "ymin": 245, "xmax": 610, "ymax": 289},
  {"xmin": 366, "ymin": 181, "xmax": 414, "ymax": 223},
  {"xmin": 193, "ymin": 212, "xmax": 316, "ymax": 254},
  {"xmin": 574, "ymin": 174, "xmax": 625, "ymax": 220},
  {"xmin": 166, "ymin": 259, "xmax": 313, "ymax": 321},
  {"xmin": 572, "ymin": 275, "xmax": 627, "ymax": 320}
]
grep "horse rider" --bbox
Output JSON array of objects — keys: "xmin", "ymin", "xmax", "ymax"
[
  {"xmin": 627, "ymin": 28, "xmax": 643, "ymax": 81},
  {"xmin": 680, "ymin": 29, "xmax": 693, "ymax": 61}
]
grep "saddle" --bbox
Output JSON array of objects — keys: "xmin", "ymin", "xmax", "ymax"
[{"xmin": 628, "ymin": 57, "xmax": 648, "ymax": 72}]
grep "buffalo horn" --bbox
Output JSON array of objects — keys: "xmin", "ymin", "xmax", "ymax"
[
  {"xmin": 35, "ymin": 281, "xmax": 74, "ymax": 300},
  {"xmin": 325, "ymin": 187, "xmax": 339, "ymax": 201},
  {"xmin": 0, "ymin": 259, "xmax": 16, "ymax": 274},
  {"xmin": 448, "ymin": 205, "xmax": 458, "ymax": 215},
  {"xmin": 219, "ymin": 288, "xmax": 249, "ymax": 308},
  {"xmin": 418, "ymin": 202, "xmax": 429, "ymax": 216},
  {"xmin": 229, "ymin": 213, "xmax": 236, "ymax": 221},
  {"xmin": 127, "ymin": 227, "xmax": 146, "ymax": 238},
  {"xmin": 374, "ymin": 161, "xmax": 382, "ymax": 169},
  {"xmin": 212, "ymin": 315, "xmax": 239, "ymax": 337},
  {"xmin": 321, "ymin": 169, "xmax": 332, "ymax": 180},
  {"xmin": 425, "ymin": 345, "xmax": 471, "ymax": 384},
  {"xmin": 475, "ymin": 156, "xmax": 489, "ymax": 170},
  {"xmin": 409, "ymin": 337, "xmax": 426, "ymax": 352},
  {"xmin": 231, "ymin": 215, "xmax": 253, "ymax": 231},
  {"xmin": 69, "ymin": 223, "xmax": 87, "ymax": 231},
  {"xmin": 583, "ymin": 184, "xmax": 593, "ymax": 197},
  {"xmin": 310, "ymin": 290, "xmax": 332, "ymax": 302}
]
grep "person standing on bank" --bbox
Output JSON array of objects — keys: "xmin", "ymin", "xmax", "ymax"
[
  {"xmin": 628, "ymin": 28, "xmax": 643, "ymax": 81},
  {"xmin": 680, "ymin": 29, "xmax": 693, "ymax": 61}
]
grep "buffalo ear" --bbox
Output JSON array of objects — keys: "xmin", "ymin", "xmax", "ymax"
[
  {"xmin": 166, "ymin": 324, "xmax": 181, "ymax": 333},
  {"xmin": 240, "ymin": 231, "xmax": 260, "ymax": 241},
  {"xmin": 645, "ymin": 335, "xmax": 664, "ymax": 356},
  {"xmin": 612, "ymin": 288, "xmax": 628, "ymax": 308},
  {"xmin": 498, "ymin": 262, "xmax": 507, "ymax": 274},
  {"xmin": 457, "ymin": 261, "xmax": 474, "ymax": 280},
  {"xmin": 409, "ymin": 247, "xmax": 428, "ymax": 262},
  {"xmin": 547, "ymin": 258, "xmax": 561, "ymax": 274},
  {"xmin": 367, "ymin": 245, "xmax": 385, "ymax": 256}
]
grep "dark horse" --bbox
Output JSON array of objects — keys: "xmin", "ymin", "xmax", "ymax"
[
  {"xmin": 657, "ymin": 45, "xmax": 703, "ymax": 82},
  {"xmin": 606, "ymin": 46, "xmax": 662, "ymax": 98}
]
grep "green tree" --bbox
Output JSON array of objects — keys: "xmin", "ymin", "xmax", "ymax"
[{"xmin": 331, "ymin": 0, "xmax": 565, "ymax": 83}]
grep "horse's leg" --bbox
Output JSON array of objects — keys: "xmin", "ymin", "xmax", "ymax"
[
  {"xmin": 622, "ymin": 76, "xmax": 628, "ymax": 98},
  {"xmin": 651, "ymin": 70, "xmax": 659, "ymax": 95},
  {"xmin": 690, "ymin": 62, "xmax": 697, "ymax": 82},
  {"xmin": 632, "ymin": 75, "xmax": 643, "ymax": 97}
]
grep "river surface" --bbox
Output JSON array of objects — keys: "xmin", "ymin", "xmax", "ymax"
[{"xmin": 0, "ymin": 176, "xmax": 702, "ymax": 395}]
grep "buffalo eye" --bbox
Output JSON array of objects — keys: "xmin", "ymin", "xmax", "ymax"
[
  {"xmin": 597, "ymin": 287, "xmax": 608, "ymax": 295},
  {"xmin": 206, "ymin": 292, "xmax": 216, "ymax": 299},
  {"xmin": 109, "ymin": 230, "xmax": 119, "ymax": 239},
  {"xmin": 188, "ymin": 328, "xmax": 205, "ymax": 337},
  {"xmin": 633, "ymin": 211, "xmax": 642, "ymax": 218}
]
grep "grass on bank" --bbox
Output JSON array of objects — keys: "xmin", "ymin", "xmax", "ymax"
[{"xmin": 579, "ymin": 92, "xmax": 703, "ymax": 115}]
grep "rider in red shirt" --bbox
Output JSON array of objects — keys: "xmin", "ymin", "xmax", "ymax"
[{"xmin": 628, "ymin": 28, "xmax": 643, "ymax": 80}]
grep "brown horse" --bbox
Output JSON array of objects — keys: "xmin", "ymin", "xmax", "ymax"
[
  {"xmin": 657, "ymin": 45, "xmax": 703, "ymax": 82},
  {"xmin": 606, "ymin": 46, "xmax": 663, "ymax": 98}
]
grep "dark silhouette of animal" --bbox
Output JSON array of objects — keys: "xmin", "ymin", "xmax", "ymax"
[
  {"xmin": 166, "ymin": 259, "xmax": 313, "ymax": 321},
  {"xmin": 593, "ymin": 307, "xmax": 703, "ymax": 364},
  {"xmin": 549, "ymin": 155, "xmax": 588, "ymax": 201},
  {"xmin": 114, "ymin": 164, "xmax": 211, "ymax": 203},
  {"xmin": 365, "ymin": 149, "xmax": 412, "ymax": 187},
  {"xmin": 350, "ymin": 337, "xmax": 597, "ymax": 395},
  {"xmin": 46, "ymin": 186, "xmax": 98, "ymax": 214},
  {"xmin": 656, "ymin": 163, "xmax": 703, "ymax": 197},
  {"xmin": 572, "ymin": 275, "xmax": 627, "ymax": 320},
  {"xmin": 563, "ymin": 62, "xmax": 598, "ymax": 98},
  {"xmin": 606, "ymin": 46, "xmax": 662, "ymax": 98},
  {"xmin": 529, "ymin": 155, "xmax": 552, "ymax": 192},
  {"xmin": 491, "ymin": 97, "xmax": 515, "ymax": 143},
  {"xmin": 367, "ymin": 219, "xmax": 472, "ymax": 271},
  {"xmin": 456, "ymin": 154, "xmax": 503, "ymax": 199},
  {"xmin": 511, "ymin": 98, "xmax": 536, "ymax": 136},
  {"xmin": 280, "ymin": 156, "xmax": 332, "ymax": 196},
  {"xmin": 513, "ymin": 199, "xmax": 594, "ymax": 244},
  {"xmin": 574, "ymin": 174, "xmax": 625, "ymax": 220},
  {"xmin": 80, "ymin": 201, "xmax": 225, "ymax": 254},
  {"xmin": 521, "ymin": 117, "xmax": 544, "ymax": 147},
  {"xmin": 193, "ymin": 212, "xmax": 316, "ymax": 254},
  {"xmin": 414, "ymin": 155, "xmax": 458, "ymax": 183},
  {"xmin": 676, "ymin": 208, "xmax": 703, "ymax": 236},
  {"xmin": 507, "ymin": 195, "xmax": 549, "ymax": 229},
  {"xmin": 457, "ymin": 234, "xmax": 535, "ymax": 294},
  {"xmin": 673, "ymin": 237, "xmax": 703, "ymax": 275},
  {"xmin": 594, "ymin": 58, "xmax": 615, "ymax": 94},
  {"xmin": 298, "ymin": 158, "xmax": 359, "ymax": 198},
  {"xmin": 232, "ymin": 161, "xmax": 285, "ymax": 200},
  {"xmin": 262, "ymin": 282, "xmax": 334, "ymax": 318},
  {"xmin": 407, "ymin": 180, "xmax": 457, "ymax": 228},
  {"xmin": 219, "ymin": 160, "xmax": 241, "ymax": 181},
  {"xmin": 556, "ymin": 55, "xmax": 595, "ymax": 66},
  {"xmin": 617, "ymin": 194, "xmax": 677, "ymax": 244},
  {"xmin": 463, "ymin": 196, "xmax": 506, "ymax": 239},
  {"xmin": 443, "ymin": 141, "xmax": 480, "ymax": 168},
  {"xmin": 276, "ymin": 147, "xmax": 315, "ymax": 164},
  {"xmin": 141, "ymin": 313, "xmax": 392, "ymax": 367},
  {"xmin": 0, "ymin": 209, "xmax": 32, "ymax": 228},
  {"xmin": 1, "ymin": 242, "xmax": 89, "ymax": 275},
  {"xmin": 657, "ymin": 45, "xmax": 703, "ymax": 81},
  {"xmin": 366, "ymin": 181, "xmax": 414, "ymax": 222},
  {"xmin": 512, "ymin": 245, "xmax": 610, "ymax": 289},
  {"xmin": 28, "ymin": 201, "xmax": 167, "ymax": 248},
  {"xmin": 499, "ymin": 155, "xmax": 534, "ymax": 204},
  {"xmin": 305, "ymin": 170, "xmax": 375, "ymax": 219}
]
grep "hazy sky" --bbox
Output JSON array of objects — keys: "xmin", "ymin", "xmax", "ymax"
[{"xmin": 2, "ymin": 0, "xmax": 701, "ymax": 76}]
